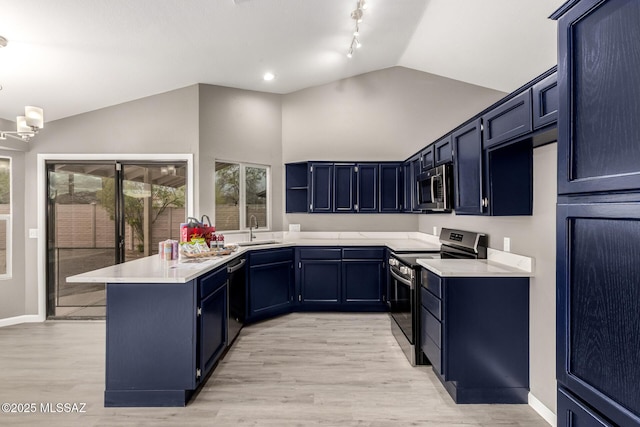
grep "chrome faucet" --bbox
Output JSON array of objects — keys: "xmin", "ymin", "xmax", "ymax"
[{"xmin": 249, "ymin": 215, "xmax": 258, "ymax": 242}]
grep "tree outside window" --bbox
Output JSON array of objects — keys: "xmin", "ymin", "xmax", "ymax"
[{"xmin": 215, "ymin": 162, "xmax": 268, "ymax": 231}]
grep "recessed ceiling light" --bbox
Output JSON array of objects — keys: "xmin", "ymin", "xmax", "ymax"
[
  {"xmin": 263, "ymin": 72, "xmax": 275, "ymax": 81},
  {"xmin": 0, "ymin": 36, "xmax": 7, "ymax": 48}
]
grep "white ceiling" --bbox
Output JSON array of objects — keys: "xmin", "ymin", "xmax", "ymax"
[{"xmin": 0, "ymin": 0, "xmax": 564, "ymax": 123}]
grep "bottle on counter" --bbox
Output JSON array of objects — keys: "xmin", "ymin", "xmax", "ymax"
[{"xmin": 218, "ymin": 233, "xmax": 225, "ymax": 248}]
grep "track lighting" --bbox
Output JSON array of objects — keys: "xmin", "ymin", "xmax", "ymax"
[{"xmin": 346, "ymin": 1, "xmax": 368, "ymax": 58}]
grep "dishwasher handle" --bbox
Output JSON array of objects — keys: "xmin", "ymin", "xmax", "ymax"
[{"xmin": 227, "ymin": 258, "xmax": 246, "ymax": 274}]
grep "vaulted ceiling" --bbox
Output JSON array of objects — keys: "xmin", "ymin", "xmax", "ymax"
[{"xmin": 0, "ymin": 0, "xmax": 564, "ymax": 122}]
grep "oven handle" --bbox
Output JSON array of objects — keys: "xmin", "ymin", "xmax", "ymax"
[
  {"xmin": 390, "ymin": 269, "xmax": 414, "ymax": 289},
  {"xmin": 227, "ymin": 258, "xmax": 246, "ymax": 274}
]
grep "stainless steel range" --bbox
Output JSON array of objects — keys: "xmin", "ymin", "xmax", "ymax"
[{"xmin": 388, "ymin": 228, "xmax": 488, "ymax": 365}]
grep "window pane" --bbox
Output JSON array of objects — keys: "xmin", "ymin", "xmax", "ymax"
[
  {"xmin": 215, "ymin": 162, "xmax": 240, "ymax": 231},
  {"xmin": 0, "ymin": 159, "xmax": 10, "ymax": 215},
  {"xmin": 245, "ymin": 166, "xmax": 267, "ymax": 229},
  {"xmin": 0, "ymin": 218, "xmax": 6, "ymax": 275}
]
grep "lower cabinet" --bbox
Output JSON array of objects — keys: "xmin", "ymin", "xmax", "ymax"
[
  {"xmin": 558, "ymin": 388, "xmax": 613, "ymax": 427},
  {"xmin": 105, "ymin": 265, "xmax": 229, "ymax": 407},
  {"xmin": 247, "ymin": 248, "xmax": 294, "ymax": 322},
  {"xmin": 296, "ymin": 247, "xmax": 386, "ymax": 311},
  {"xmin": 420, "ymin": 269, "xmax": 530, "ymax": 404},
  {"xmin": 198, "ymin": 268, "xmax": 228, "ymax": 379}
]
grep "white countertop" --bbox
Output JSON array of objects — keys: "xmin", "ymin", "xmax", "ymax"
[
  {"xmin": 417, "ymin": 248, "xmax": 534, "ymax": 277},
  {"xmin": 67, "ymin": 232, "xmax": 442, "ymax": 284}
]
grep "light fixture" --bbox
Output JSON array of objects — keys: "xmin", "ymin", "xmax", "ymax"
[
  {"xmin": 0, "ymin": 106, "xmax": 45, "ymax": 142},
  {"xmin": 263, "ymin": 72, "xmax": 275, "ymax": 81},
  {"xmin": 0, "ymin": 36, "xmax": 7, "ymax": 48},
  {"xmin": 346, "ymin": 0, "xmax": 367, "ymax": 58}
]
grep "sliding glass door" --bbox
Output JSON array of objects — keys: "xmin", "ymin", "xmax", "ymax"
[{"xmin": 46, "ymin": 161, "xmax": 186, "ymax": 319}]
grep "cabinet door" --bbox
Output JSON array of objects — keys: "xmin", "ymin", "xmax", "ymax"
[
  {"xmin": 557, "ymin": 203, "xmax": 640, "ymax": 427},
  {"xmin": 309, "ymin": 163, "xmax": 333, "ymax": 212},
  {"xmin": 379, "ymin": 163, "xmax": 402, "ymax": 212},
  {"xmin": 411, "ymin": 156, "xmax": 422, "ymax": 212},
  {"xmin": 532, "ymin": 72, "xmax": 558, "ymax": 129},
  {"xmin": 334, "ymin": 163, "xmax": 357, "ymax": 212},
  {"xmin": 248, "ymin": 260, "xmax": 293, "ymax": 319},
  {"xmin": 342, "ymin": 260, "xmax": 383, "ymax": 304},
  {"xmin": 557, "ymin": 388, "xmax": 614, "ymax": 427},
  {"xmin": 199, "ymin": 282, "xmax": 227, "ymax": 377},
  {"xmin": 557, "ymin": 0, "xmax": 640, "ymax": 195},
  {"xmin": 434, "ymin": 136, "xmax": 452, "ymax": 165},
  {"xmin": 420, "ymin": 146, "xmax": 434, "ymax": 171},
  {"xmin": 357, "ymin": 163, "xmax": 378, "ymax": 212},
  {"xmin": 452, "ymin": 119, "xmax": 484, "ymax": 215},
  {"xmin": 299, "ymin": 260, "xmax": 341, "ymax": 304},
  {"xmin": 402, "ymin": 161, "xmax": 413, "ymax": 213},
  {"xmin": 482, "ymin": 89, "xmax": 532, "ymax": 149}
]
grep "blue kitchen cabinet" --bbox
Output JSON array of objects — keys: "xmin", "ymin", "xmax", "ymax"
[
  {"xmin": 420, "ymin": 145, "xmax": 435, "ymax": 171},
  {"xmin": 532, "ymin": 71, "xmax": 558, "ymax": 130},
  {"xmin": 556, "ymin": 202, "xmax": 640, "ymax": 427},
  {"xmin": 555, "ymin": 0, "xmax": 640, "ymax": 195},
  {"xmin": 434, "ymin": 135, "xmax": 452, "ymax": 165},
  {"xmin": 309, "ymin": 162, "xmax": 333, "ymax": 212},
  {"xmin": 285, "ymin": 162, "xmax": 309, "ymax": 213},
  {"xmin": 104, "ymin": 264, "xmax": 228, "ymax": 407},
  {"xmin": 402, "ymin": 160, "xmax": 415, "ymax": 213},
  {"xmin": 247, "ymin": 248, "xmax": 294, "ymax": 323},
  {"xmin": 482, "ymin": 89, "xmax": 532, "ymax": 150},
  {"xmin": 558, "ymin": 388, "xmax": 614, "ymax": 427},
  {"xmin": 357, "ymin": 163, "xmax": 379, "ymax": 212},
  {"xmin": 420, "ymin": 269, "xmax": 529, "ymax": 404},
  {"xmin": 334, "ymin": 163, "xmax": 358, "ymax": 212},
  {"xmin": 552, "ymin": 1, "xmax": 640, "ymax": 426},
  {"xmin": 342, "ymin": 248, "xmax": 385, "ymax": 307},
  {"xmin": 379, "ymin": 163, "xmax": 402, "ymax": 212},
  {"xmin": 297, "ymin": 248, "xmax": 342, "ymax": 307},
  {"xmin": 198, "ymin": 268, "xmax": 228, "ymax": 380},
  {"xmin": 452, "ymin": 119, "xmax": 484, "ymax": 215}
]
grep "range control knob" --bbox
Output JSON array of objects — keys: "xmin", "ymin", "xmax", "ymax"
[
  {"xmin": 389, "ymin": 259, "xmax": 398, "ymax": 267},
  {"xmin": 400, "ymin": 266, "xmax": 410, "ymax": 275}
]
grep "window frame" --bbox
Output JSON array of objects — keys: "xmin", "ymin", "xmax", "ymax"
[
  {"xmin": 214, "ymin": 160, "xmax": 271, "ymax": 233},
  {"xmin": 0, "ymin": 156, "xmax": 11, "ymax": 279}
]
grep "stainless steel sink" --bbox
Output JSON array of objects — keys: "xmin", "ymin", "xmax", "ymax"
[{"xmin": 235, "ymin": 240, "xmax": 279, "ymax": 247}]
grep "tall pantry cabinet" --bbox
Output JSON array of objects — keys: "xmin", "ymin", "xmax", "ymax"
[{"xmin": 552, "ymin": 1, "xmax": 640, "ymax": 426}]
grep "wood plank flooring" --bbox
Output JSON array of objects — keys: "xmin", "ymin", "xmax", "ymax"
[{"xmin": 0, "ymin": 313, "xmax": 549, "ymax": 426}]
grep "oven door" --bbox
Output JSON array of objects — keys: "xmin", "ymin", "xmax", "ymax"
[{"xmin": 389, "ymin": 266, "xmax": 414, "ymax": 344}]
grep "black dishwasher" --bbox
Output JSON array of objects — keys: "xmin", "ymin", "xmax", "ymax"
[{"xmin": 227, "ymin": 256, "xmax": 246, "ymax": 346}]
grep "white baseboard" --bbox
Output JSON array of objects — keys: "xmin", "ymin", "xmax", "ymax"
[
  {"xmin": 529, "ymin": 392, "xmax": 557, "ymax": 427},
  {"xmin": 0, "ymin": 314, "xmax": 45, "ymax": 328}
]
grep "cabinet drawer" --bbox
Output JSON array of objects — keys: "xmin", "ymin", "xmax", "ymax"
[
  {"xmin": 249, "ymin": 248, "xmax": 293, "ymax": 266},
  {"xmin": 199, "ymin": 267, "xmax": 228, "ymax": 299},
  {"xmin": 422, "ymin": 269, "xmax": 442, "ymax": 298},
  {"xmin": 423, "ymin": 308, "xmax": 441, "ymax": 348},
  {"xmin": 421, "ymin": 287, "xmax": 441, "ymax": 320},
  {"xmin": 557, "ymin": 388, "xmax": 613, "ymax": 427},
  {"xmin": 482, "ymin": 89, "xmax": 532, "ymax": 149},
  {"xmin": 342, "ymin": 247, "xmax": 384, "ymax": 259},
  {"xmin": 298, "ymin": 248, "xmax": 341, "ymax": 260}
]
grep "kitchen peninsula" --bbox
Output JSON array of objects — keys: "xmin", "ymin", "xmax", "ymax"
[{"xmin": 67, "ymin": 231, "xmax": 533, "ymax": 407}]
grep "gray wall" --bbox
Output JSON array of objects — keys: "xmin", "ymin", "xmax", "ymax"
[
  {"xmin": 198, "ymin": 84, "xmax": 284, "ymax": 231},
  {"xmin": 418, "ymin": 143, "xmax": 558, "ymax": 412},
  {"xmin": 281, "ymin": 66, "xmax": 506, "ymax": 232},
  {"xmin": 21, "ymin": 85, "xmax": 200, "ymax": 315}
]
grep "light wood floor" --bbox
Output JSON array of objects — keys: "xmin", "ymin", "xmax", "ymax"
[{"xmin": 0, "ymin": 313, "xmax": 549, "ymax": 426}]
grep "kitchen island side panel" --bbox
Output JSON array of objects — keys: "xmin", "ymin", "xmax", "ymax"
[{"xmin": 105, "ymin": 281, "xmax": 197, "ymax": 407}]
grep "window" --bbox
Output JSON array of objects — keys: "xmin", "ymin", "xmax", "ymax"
[
  {"xmin": 0, "ymin": 158, "xmax": 10, "ymax": 277},
  {"xmin": 215, "ymin": 161, "xmax": 269, "ymax": 232}
]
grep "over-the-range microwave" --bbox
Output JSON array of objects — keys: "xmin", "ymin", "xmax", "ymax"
[{"xmin": 416, "ymin": 163, "xmax": 452, "ymax": 212}]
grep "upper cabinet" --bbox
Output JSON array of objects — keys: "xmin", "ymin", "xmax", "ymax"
[
  {"xmin": 557, "ymin": 0, "xmax": 640, "ymax": 196},
  {"xmin": 379, "ymin": 163, "xmax": 402, "ymax": 213},
  {"xmin": 482, "ymin": 89, "xmax": 532, "ymax": 150},
  {"xmin": 532, "ymin": 72, "xmax": 558, "ymax": 130},
  {"xmin": 357, "ymin": 163, "xmax": 379, "ymax": 213},
  {"xmin": 285, "ymin": 162, "xmax": 309, "ymax": 213},
  {"xmin": 434, "ymin": 135, "xmax": 453, "ymax": 166},
  {"xmin": 334, "ymin": 163, "xmax": 358, "ymax": 213},
  {"xmin": 420, "ymin": 145, "xmax": 435, "ymax": 171},
  {"xmin": 452, "ymin": 119, "xmax": 484, "ymax": 215},
  {"xmin": 309, "ymin": 162, "xmax": 334, "ymax": 213}
]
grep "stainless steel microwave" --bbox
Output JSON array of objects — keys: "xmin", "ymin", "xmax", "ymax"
[{"xmin": 416, "ymin": 163, "xmax": 452, "ymax": 212}]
